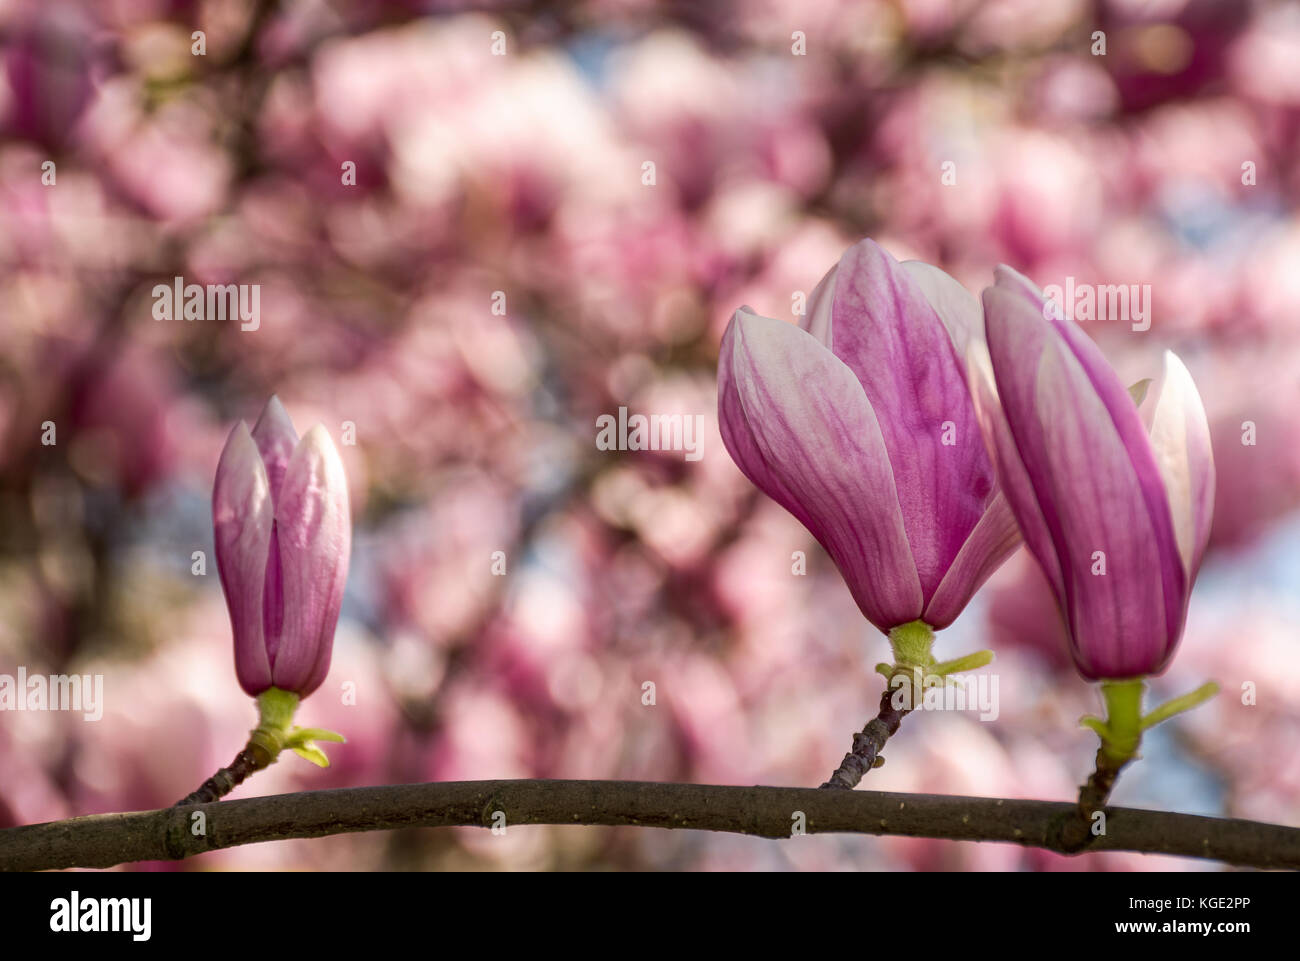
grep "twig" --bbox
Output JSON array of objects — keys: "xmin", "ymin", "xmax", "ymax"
[
  {"xmin": 2, "ymin": 780, "xmax": 1297, "ymax": 871},
  {"xmin": 176, "ymin": 743, "xmax": 273, "ymax": 806},
  {"xmin": 821, "ymin": 687, "xmax": 910, "ymax": 789},
  {"xmin": 1058, "ymin": 748, "xmax": 1131, "ymax": 851}
]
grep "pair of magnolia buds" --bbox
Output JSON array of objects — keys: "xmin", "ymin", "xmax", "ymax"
[{"xmin": 719, "ymin": 239, "xmax": 1215, "ymax": 682}]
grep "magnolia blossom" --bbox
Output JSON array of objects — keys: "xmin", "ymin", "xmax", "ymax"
[
  {"xmin": 718, "ymin": 239, "xmax": 1021, "ymax": 634},
  {"xmin": 213, "ymin": 397, "xmax": 351, "ymax": 697},
  {"xmin": 973, "ymin": 266, "xmax": 1215, "ymax": 680}
]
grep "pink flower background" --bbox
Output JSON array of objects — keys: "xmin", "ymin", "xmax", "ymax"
[{"xmin": 1, "ymin": 0, "xmax": 1297, "ymax": 870}]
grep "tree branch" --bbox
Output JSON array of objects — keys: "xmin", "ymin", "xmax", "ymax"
[{"xmin": 2, "ymin": 779, "xmax": 1296, "ymax": 872}]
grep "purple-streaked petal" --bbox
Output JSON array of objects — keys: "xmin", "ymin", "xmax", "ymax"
[
  {"xmin": 251, "ymin": 395, "xmax": 299, "ymax": 506},
  {"xmin": 262, "ymin": 522, "xmax": 285, "ymax": 665},
  {"xmin": 719, "ymin": 307, "xmax": 922, "ymax": 631},
  {"xmin": 992, "ymin": 263, "xmax": 1049, "ymax": 311},
  {"xmin": 827, "ymin": 239, "xmax": 995, "ymax": 599},
  {"xmin": 923, "ymin": 492, "xmax": 1022, "ymax": 629},
  {"xmin": 1032, "ymin": 341, "xmax": 1176, "ymax": 678},
  {"xmin": 270, "ymin": 425, "xmax": 351, "ymax": 697},
  {"xmin": 1045, "ymin": 313, "xmax": 1186, "ymax": 655},
  {"xmin": 987, "ymin": 285, "xmax": 1177, "ymax": 679},
  {"xmin": 974, "ymin": 289, "xmax": 1065, "ymax": 596},
  {"xmin": 993, "ymin": 264, "xmax": 1183, "ymax": 615},
  {"xmin": 212, "ymin": 421, "xmax": 273, "ymax": 696},
  {"xmin": 901, "ymin": 259, "xmax": 983, "ymax": 360},
  {"xmin": 1146, "ymin": 351, "xmax": 1216, "ymax": 580}
]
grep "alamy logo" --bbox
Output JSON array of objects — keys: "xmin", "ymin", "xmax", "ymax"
[
  {"xmin": 0, "ymin": 669, "xmax": 103, "ymax": 720},
  {"xmin": 152, "ymin": 276, "xmax": 260, "ymax": 330},
  {"xmin": 50, "ymin": 891, "xmax": 151, "ymax": 941},
  {"xmin": 888, "ymin": 671, "xmax": 1000, "ymax": 721},
  {"xmin": 1042, "ymin": 276, "xmax": 1151, "ymax": 332},
  {"xmin": 595, "ymin": 406, "xmax": 704, "ymax": 461}
]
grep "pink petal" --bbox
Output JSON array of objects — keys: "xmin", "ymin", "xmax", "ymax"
[
  {"xmin": 827, "ymin": 239, "xmax": 996, "ymax": 599},
  {"xmin": 985, "ymin": 287, "xmax": 1180, "ymax": 679},
  {"xmin": 270, "ymin": 425, "xmax": 351, "ymax": 696},
  {"xmin": 212, "ymin": 421, "xmax": 273, "ymax": 696},
  {"xmin": 901, "ymin": 259, "xmax": 983, "ymax": 360},
  {"xmin": 923, "ymin": 492, "xmax": 1022, "ymax": 629},
  {"xmin": 719, "ymin": 307, "xmax": 923, "ymax": 632},
  {"xmin": 1146, "ymin": 351, "xmax": 1216, "ymax": 580},
  {"xmin": 251, "ymin": 395, "xmax": 299, "ymax": 506}
]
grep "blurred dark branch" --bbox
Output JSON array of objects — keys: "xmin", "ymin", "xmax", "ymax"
[{"xmin": 1, "ymin": 780, "xmax": 1297, "ymax": 872}]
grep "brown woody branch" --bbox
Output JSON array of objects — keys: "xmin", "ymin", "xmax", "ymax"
[{"xmin": 1, "ymin": 779, "xmax": 1297, "ymax": 872}]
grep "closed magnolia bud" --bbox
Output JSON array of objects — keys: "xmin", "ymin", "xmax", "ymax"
[
  {"xmin": 972, "ymin": 267, "xmax": 1215, "ymax": 680},
  {"xmin": 718, "ymin": 239, "xmax": 1021, "ymax": 634},
  {"xmin": 213, "ymin": 397, "xmax": 351, "ymax": 698}
]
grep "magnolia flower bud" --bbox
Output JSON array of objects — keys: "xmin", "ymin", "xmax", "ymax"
[
  {"xmin": 718, "ymin": 239, "xmax": 1021, "ymax": 634},
  {"xmin": 213, "ymin": 397, "xmax": 351, "ymax": 698},
  {"xmin": 972, "ymin": 267, "xmax": 1216, "ymax": 680}
]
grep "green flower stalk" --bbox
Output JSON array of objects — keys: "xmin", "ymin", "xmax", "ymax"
[
  {"xmin": 178, "ymin": 689, "xmax": 346, "ymax": 805},
  {"xmin": 1074, "ymin": 678, "xmax": 1219, "ymax": 821},
  {"xmin": 821, "ymin": 620, "xmax": 994, "ymax": 790}
]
